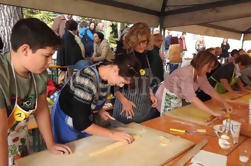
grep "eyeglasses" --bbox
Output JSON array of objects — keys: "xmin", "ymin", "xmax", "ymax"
[
  {"xmin": 138, "ymin": 39, "xmax": 149, "ymax": 46},
  {"xmin": 8, "ymin": 62, "xmax": 38, "ymax": 129}
]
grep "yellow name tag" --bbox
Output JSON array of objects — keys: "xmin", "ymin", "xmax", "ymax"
[{"xmin": 14, "ymin": 109, "xmax": 26, "ymax": 121}]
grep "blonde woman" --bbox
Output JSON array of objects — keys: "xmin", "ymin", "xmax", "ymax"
[{"xmin": 113, "ymin": 22, "xmax": 159, "ymax": 124}]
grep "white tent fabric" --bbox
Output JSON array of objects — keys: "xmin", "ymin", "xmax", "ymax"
[{"xmin": 1, "ymin": 0, "xmax": 251, "ymax": 40}]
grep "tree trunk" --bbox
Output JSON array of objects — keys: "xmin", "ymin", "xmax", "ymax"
[{"xmin": 0, "ymin": 4, "xmax": 23, "ymax": 53}]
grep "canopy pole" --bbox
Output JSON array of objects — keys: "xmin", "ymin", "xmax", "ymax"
[
  {"xmin": 159, "ymin": 0, "xmax": 167, "ymax": 32},
  {"xmin": 241, "ymin": 33, "xmax": 245, "ymax": 49}
]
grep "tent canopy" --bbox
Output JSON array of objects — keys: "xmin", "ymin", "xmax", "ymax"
[{"xmin": 1, "ymin": 0, "xmax": 251, "ymax": 40}]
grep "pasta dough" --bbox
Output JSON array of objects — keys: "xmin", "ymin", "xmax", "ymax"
[
  {"xmin": 158, "ymin": 136, "xmax": 170, "ymax": 147},
  {"xmin": 89, "ymin": 134, "xmax": 141, "ymax": 157}
]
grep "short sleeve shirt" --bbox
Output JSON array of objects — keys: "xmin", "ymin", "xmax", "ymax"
[{"xmin": 0, "ymin": 53, "xmax": 47, "ymax": 116}]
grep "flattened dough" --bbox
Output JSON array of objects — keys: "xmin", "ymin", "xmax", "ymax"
[
  {"xmin": 158, "ymin": 136, "xmax": 170, "ymax": 147},
  {"xmin": 89, "ymin": 134, "xmax": 141, "ymax": 157}
]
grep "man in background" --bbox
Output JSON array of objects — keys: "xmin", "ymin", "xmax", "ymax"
[
  {"xmin": 96, "ymin": 22, "xmax": 104, "ymax": 33},
  {"xmin": 51, "ymin": 14, "xmax": 72, "ymax": 38}
]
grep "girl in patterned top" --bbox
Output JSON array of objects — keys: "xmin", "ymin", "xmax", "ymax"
[{"xmin": 51, "ymin": 54, "xmax": 140, "ymax": 144}]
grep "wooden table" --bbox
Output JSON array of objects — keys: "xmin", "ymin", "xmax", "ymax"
[
  {"xmin": 142, "ymin": 116, "xmax": 247, "ymax": 165},
  {"xmin": 227, "ymin": 138, "xmax": 251, "ymax": 166},
  {"xmin": 211, "ymin": 92, "xmax": 251, "ymax": 138},
  {"xmin": 141, "ymin": 92, "xmax": 251, "ymax": 165}
]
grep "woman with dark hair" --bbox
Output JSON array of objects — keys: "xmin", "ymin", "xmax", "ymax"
[
  {"xmin": 92, "ymin": 32, "xmax": 114, "ymax": 62},
  {"xmin": 51, "ymin": 54, "xmax": 141, "ymax": 144},
  {"xmin": 156, "ymin": 51, "xmax": 232, "ymax": 116},
  {"xmin": 113, "ymin": 22, "xmax": 159, "ymax": 124},
  {"xmin": 209, "ymin": 54, "xmax": 251, "ymax": 94},
  {"xmin": 89, "ymin": 21, "xmax": 96, "ymax": 34}
]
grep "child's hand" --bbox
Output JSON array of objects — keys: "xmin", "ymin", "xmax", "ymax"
[
  {"xmin": 48, "ymin": 143, "xmax": 72, "ymax": 155},
  {"xmin": 110, "ymin": 131, "xmax": 134, "ymax": 144},
  {"xmin": 99, "ymin": 110, "xmax": 112, "ymax": 121}
]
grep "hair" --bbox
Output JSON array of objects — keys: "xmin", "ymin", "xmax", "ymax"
[
  {"xmin": 79, "ymin": 20, "xmax": 88, "ymax": 29},
  {"xmin": 114, "ymin": 53, "xmax": 141, "ymax": 78},
  {"xmin": 205, "ymin": 47, "xmax": 215, "ymax": 54},
  {"xmin": 65, "ymin": 20, "xmax": 78, "ymax": 31},
  {"xmin": 191, "ymin": 51, "xmax": 218, "ymax": 72},
  {"xmin": 231, "ymin": 49, "xmax": 239, "ymax": 57},
  {"xmin": 170, "ymin": 37, "xmax": 179, "ymax": 44},
  {"xmin": 95, "ymin": 32, "xmax": 104, "ymax": 41},
  {"xmin": 222, "ymin": 38, "xmax": 228, "ymax": 43},
  {"xmin": 215, "ymin": 47, "xmax": 222, "ymax": 56},
  {"xmin": 123, "ymin": 22, "xmax": 153, "ymax": 53},
  {"xmin": 238, "ymin": 48, "xmax": 246, "ymax": 55},
  {"xmin": 11, "ymin": 18, "xmax": 60, "ymax": 52},
  {"xmin": 235, "ymin": 54, "xmax": 251, "ymax": 66},
  {"xmin": 89, "ymin": 21, "xmax": 96, "ymax": 33}
]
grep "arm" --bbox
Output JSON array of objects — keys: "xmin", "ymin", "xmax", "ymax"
[
  {"xmin": 92, "ymin": 43, "xmax": 98, "ymax": 58},
  {"xmin": 0, "ymin": 108, "xmax": 8, "ymax": 166},
  {"xmin": 208, "ymin": 90, "xmax": 232, "ymax": 112},
  {"xmin": 84, "ymin": 123, "xmax": 133, "ymax": 144},
  {"xmin": 149, "ymin": 88, "xmax": 157, "ymax": 108},
  {"xmin": 114, "ymin": 91, "xmax": 135, "ymax": 118},
  {"xmin": 241, "ymin": 74, "xmax": 251, "ymax": 86},
  {"xmin": 34, "ymin": 93, "xmax": 72, "ymax": 155},
  {"xmin": 237, "ymin": 78, "xmax": 251, "ymax": 92},
  {"xmin": 191, "ymin": 97, "xmax": 224, "ymax": 117},
  {"xmin": 220, "ymin": 79, "xmax": 234, "ymax": 92}
]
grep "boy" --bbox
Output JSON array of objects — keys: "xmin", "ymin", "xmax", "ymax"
[{"xmin": 0, "ymin": 18, "xmax": 71, "ymax": 166}]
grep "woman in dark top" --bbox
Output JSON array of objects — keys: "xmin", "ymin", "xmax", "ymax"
[
  {"xmin": 113, "ymin": 22, "xmax": 159, "ymax": 124},
  {"xmin": 221, "ymin": 38, "xmax": 230, "ymax": 58}
]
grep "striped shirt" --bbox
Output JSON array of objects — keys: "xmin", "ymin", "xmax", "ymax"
[{"xmin": 59, "ymin": 66, "xmax": 110, "ymax": 131}]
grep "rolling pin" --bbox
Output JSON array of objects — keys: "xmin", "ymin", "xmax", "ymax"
[{"xmin": 173, "ymin": 139, "xmax": 208, "ymax": 166}]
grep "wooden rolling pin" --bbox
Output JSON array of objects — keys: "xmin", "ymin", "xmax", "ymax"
[{"xmin": 173, "ymin": 139, "xmax": 208, "ymax": 166}]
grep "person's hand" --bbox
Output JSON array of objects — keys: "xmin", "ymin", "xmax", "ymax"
[
  {"xmin": 99, "ymin": 110, "xmax": 113, "ymax": 121},
  {"xmin": 48, "ymin": 143, "xmax": 72, "ymax": 155},
  {"xmin": 150, "ymin": 94, "xmax": 158, "ymax": 108},
  {"xmin": 243, "ymin": 88, "xmax": 251, "ymax": 93},
  {"xmin": 110, "ymin": 131, "xmax": 134, "ymax": 144},
  {"xmin": 212, "ymin": 110, "xmax": 225, "ymax": 118},
  {"xmin": 230, "ymin": 91, "xmax": 243, "ymax": 98},
  {"xmin": 121, "ymin": 99, "xmax": 136, "ymax": 119}
]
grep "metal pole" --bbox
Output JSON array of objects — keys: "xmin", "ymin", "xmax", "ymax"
[{"xmin": 241, "ymin": 33, "xmax": 245, "ymax": 49}]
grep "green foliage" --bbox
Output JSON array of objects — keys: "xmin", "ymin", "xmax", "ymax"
[
  {"xmin": 109, "ymin": 22, "xmax": 128, "ymax": 46},
  {"xmin": 23, "ymin": 8, "xmax": 56, "ymax": 27}
]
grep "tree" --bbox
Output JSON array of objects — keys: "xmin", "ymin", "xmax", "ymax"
[
  {"xmin": 23, "ymin": 8, "xmax": 56, "ymax": 27},
  {"xmin": 109, "ymin": 22, "xmax": 128, "ymax": 47},
  {"xmin": 0, "ymin": 5, "xmax": 23, "ymax": 53}
]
